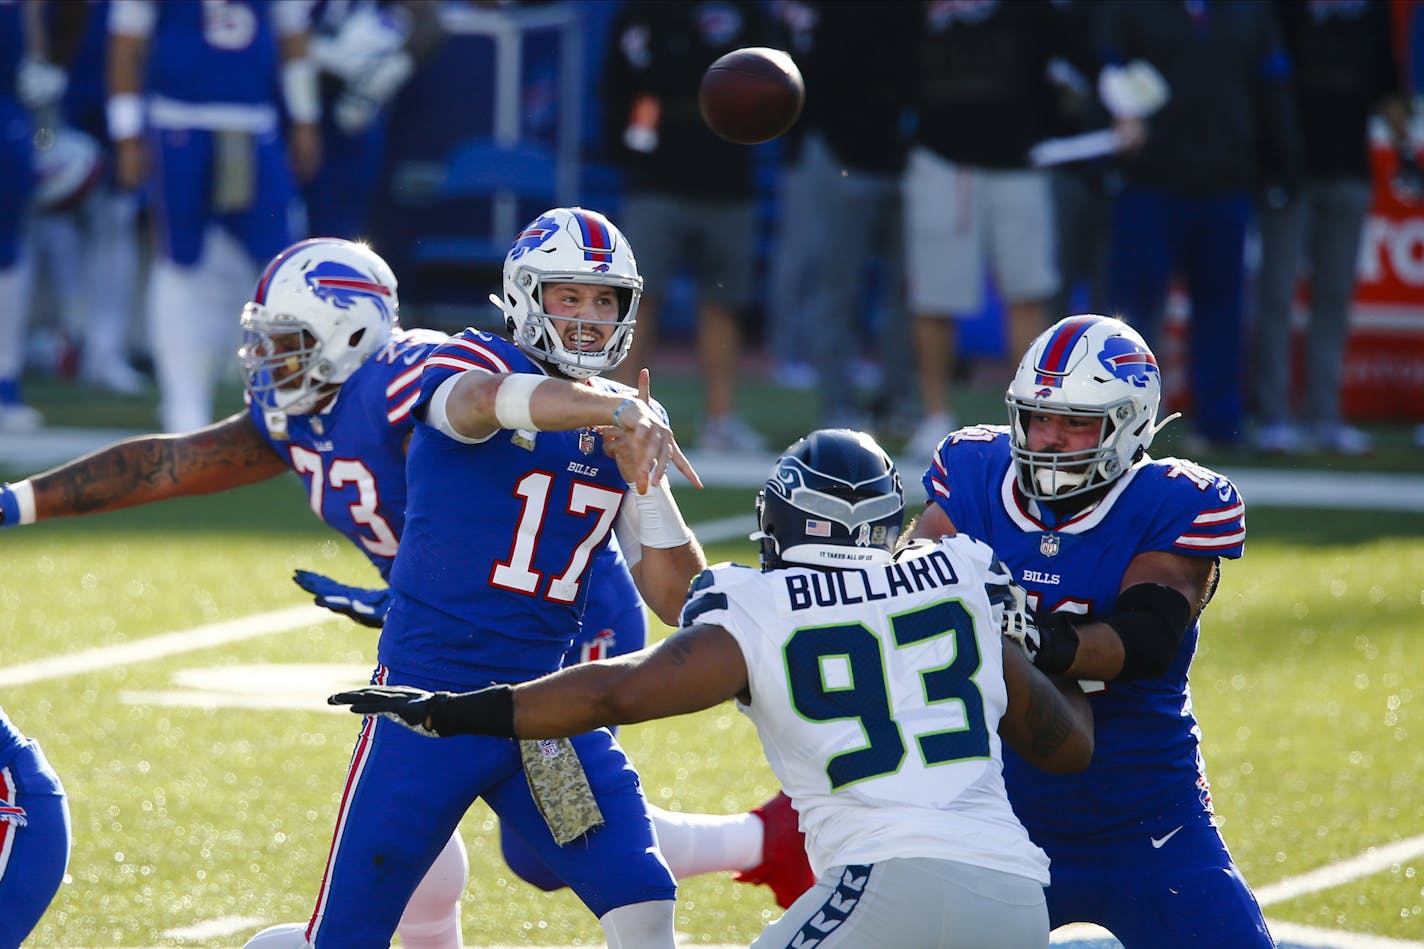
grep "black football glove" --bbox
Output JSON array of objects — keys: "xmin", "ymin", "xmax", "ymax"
[
  {"xmin": 1025, "ymin": 611, "xmax": 1081, "ymax": 675},
  {"xmin": 329, "ymin": 684, "xmax": 516, "ymax": 738},
  {"xmin": 329, "ymin": 685, "xmax": 447, "ymax": 736},
  {"xmin": 293, "ymin": 569, "xmax": 390, "ymax": 628}
]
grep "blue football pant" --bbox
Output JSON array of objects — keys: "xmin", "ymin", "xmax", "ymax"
[
  {"xmin": 307, "ymin": 670, "xmax": 673, "ymax": 948},
  {"xmin": 1042, "ymin": 825, "xmax": 1273, "ymax": 948},
  {"xmin": 148, "ymin": 125, "xmax": 296, "ymax": 266}
]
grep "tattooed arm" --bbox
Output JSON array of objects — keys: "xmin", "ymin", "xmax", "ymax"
[
  {"xmin": 16, "ymin": 412, "xmax": 288, "ymax": 523},
  {"xmin": 998, "ymin": 639, "xmax": 1095, "ymax": 774},
  {"xmin": 504, "ymin": 623, "xmax": 750, "ymax": 740}
]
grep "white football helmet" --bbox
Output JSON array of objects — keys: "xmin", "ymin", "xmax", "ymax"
[
  {"xmin": 488, "ymin": 207, "xmax": 642, "ymax": 380},
  {"xmin": 1006, "ymin": 315, "xmax": 1164, "ymax": 501},
  {"xmin": 239, "ymin": 238, "xmax": 399, "ymax": 415}
]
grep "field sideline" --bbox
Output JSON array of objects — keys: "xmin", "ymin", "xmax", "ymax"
[{"xmin": 11, "ymin": 466, "xmax": 1424, "ymax": 949}]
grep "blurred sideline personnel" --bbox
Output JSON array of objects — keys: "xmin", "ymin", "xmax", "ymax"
[
  {"xmin": 909, "ymin": 315, "xmax": 1269, "ymax": 946},
  {"xmin": 331, "ymin": 429, "xmax": 1096, "ymax": 949},
  {"xmin": 1251, "ymin": 0, "xmax": 1412, "ymax": 457},
  {"xmin": 0, "ymin": 705, "xmax": 71, "ymax": 949},
  {"xmin": 305, "ymin": 0, "xmax": 445, "ymax": 240},
  {"xmin": 280, "ymin": 206, "xmax": 708, "ymax": 948},
  {"xmin": 29, "ymin": 0, "xmax": 148, "ymax": 396},
  {"xmin": 109, "ymin": 0, "xmax": 321, "ymax": 433},
  {"xmin": 0, "ymin": 236, "xmax": 813, "ymax": 942},
  {"xmin": 0, "ymin": 1, "xmax": 51, "ymax": 430},
  {"xmin": 1099, "ymin": 1, "xmax": 1301, "ymax": 448}
]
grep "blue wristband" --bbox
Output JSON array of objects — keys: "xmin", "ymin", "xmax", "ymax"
[{"xmin": 0, "ymin": 483, "xmax": 20, "ymax": 528}]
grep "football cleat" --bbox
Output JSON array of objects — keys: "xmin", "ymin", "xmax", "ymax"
[{"xmin": 733, "ymin": 791, "xmax": 814, "ymax": 909}]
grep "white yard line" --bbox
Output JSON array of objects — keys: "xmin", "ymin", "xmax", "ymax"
[
  {"xmin": 1256, "ymin": 833, "xmax": 1424, "ymax": 907},
  {"xmin": 0, "ymin": 605, "xmax": 332, "ymax": 687}
]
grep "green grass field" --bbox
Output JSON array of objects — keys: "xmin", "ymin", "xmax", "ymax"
[{"xmin": 5, "ymin": 370, "xmax": 1424, "ymax": 946}]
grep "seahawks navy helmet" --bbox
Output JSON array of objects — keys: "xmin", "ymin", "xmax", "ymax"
[{"xmin": 753, "ymin": 429, "xmax": 905, "ymax": 570}]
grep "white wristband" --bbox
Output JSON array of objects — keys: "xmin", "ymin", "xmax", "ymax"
[
  {"xmin": 282, "ymin": 57, "xmax": 321, "ymax": 124},
  {"xmin": 493, "ymin": 374, "xmax": 546, "ymax": 432},
  {"xmin": 632, "ymin": 478, "xmax": 693, "ymax": 549},
  {"xmin": 107, "ymin": 93, "xmax": 144, "ymax": 140}
]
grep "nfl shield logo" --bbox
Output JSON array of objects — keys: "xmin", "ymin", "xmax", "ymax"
[
  {"xmin": 1040, "ymin": 532, "xmax": 1060, "ymax": 557},
  {"xmin": 579, "ymin": 429, "xmax": 596, "ymax": 454}
]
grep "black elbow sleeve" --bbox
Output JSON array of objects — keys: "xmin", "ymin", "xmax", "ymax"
[{"xmin": 1106, "ymin": 583, "xmax": 1194, "ymax": 680}]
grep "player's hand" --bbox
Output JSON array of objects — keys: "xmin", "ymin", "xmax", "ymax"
[
  {"xmin": 606, "ymin": 369, "xmax": 702, "ymax": 493},
  {"xmin": 293, "ymin": 569, "xmax": 390, "ymax": 628},
  {"xmin": 997, "ymin": 579, "xmax": 1036, "ymax": 653},
  {"xmin": 1025, "ymin": 611, "xmax": 1081, "ymax": 676},
  {"xmin": 287, "ymin": 122, "xmax": 322, "ymax": 183},
  {"xmin": 114, "ymin": 137, "xmax": 147, "ymax": 191},
  {"xmin": 329, "ymin": 685, "xmax": 445, "ymax": 737}
]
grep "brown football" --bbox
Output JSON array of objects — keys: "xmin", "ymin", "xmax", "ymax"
[{"xmin": 698, "ymin": 47, "xmax": 804, "ymax": 145}]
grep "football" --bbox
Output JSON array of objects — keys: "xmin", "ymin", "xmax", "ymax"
[{"xmin": 698, "ymin": 47, "xmax": 804, "ymax": 145}]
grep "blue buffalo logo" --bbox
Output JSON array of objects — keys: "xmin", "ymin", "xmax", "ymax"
[
  {"xmin": 306, "ymin": 261, "xmax": 392, "ymax": 320},
  {"xmin": 510, "ymin": 215, "xmax": 560, "ymax": 260},
  {"xmin": 1097, "ymin": 336, "xmax": 1159, "ymax": 388}
]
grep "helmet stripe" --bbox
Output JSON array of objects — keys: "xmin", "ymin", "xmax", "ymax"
[
  {"xmin": 311, "ymin": 276, "xmax": 392, "ymax": 297},
  {"xmin": 1035, "ymin": 314, "xmax": 1098, "ymax": 386},
  {"xmin": 572, "ymin": 209, "xmax": 613, "ymax": 263},
  {"xmin": 253, "ymin": 238, "xmax": 328, "ymax": 304}
]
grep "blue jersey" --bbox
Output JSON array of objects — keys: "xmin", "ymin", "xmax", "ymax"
[
  {"xmin": 0, "ymin": 705, "xmax": 21, "ymax": 772},
  {"xmin": 249, "ymin": 329, "xmax": 445, "ymax": 579},
  {"xmin": 0, "ymin": 2, "xmax": 22, "ymax": 99},
  {"xmin": 385, "ymin": 331, "xmax": 645, "ymax": 685},
  {"xmin": 144, "ymin": 0, "xmax": 281, "ymax": 108},
  {"xmin": 922, "ymin": 425, "xmax": 1246, "ymax": 845}
]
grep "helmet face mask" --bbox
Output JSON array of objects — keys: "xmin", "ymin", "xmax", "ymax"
[
  {"xmin": 239, "ymin": 238, "xmax": 399, "ymax": 415},
  {"xmin": 753, "ymin": 429, "xmax": 905, "ymax": 571},
  {"xmin": 1006, "ymin": 315, "xmax": 1162, "ymax": 501},
  {"xmin": 490, "ymin": 207, "xmax": 642, "ymax": 380}
]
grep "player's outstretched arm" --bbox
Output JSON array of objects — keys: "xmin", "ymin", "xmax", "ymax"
[
  {"xmin": 998, "ymin": 640, "xmax": 1094, "ymax": 774},
  {"xmin": 330, "ymin": 623, "xmax": 749, "ymax": 739},
  {"xmin": 0, "ymin": 412, "xmax": 286, "ymax": 527}
]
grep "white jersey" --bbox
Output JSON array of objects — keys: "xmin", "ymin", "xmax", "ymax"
[{"xmin": 680, "ymin": 536, "xmax": 1050, "ymax": 884}]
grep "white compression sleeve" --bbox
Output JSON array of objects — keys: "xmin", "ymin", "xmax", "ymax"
[
  {"xmin": 648, "ymin": 803, "xmax": 763, "ymax": 878},
  {"xmin": 396, "ymin": 832, "xmax": 467, "ymax": 949}
]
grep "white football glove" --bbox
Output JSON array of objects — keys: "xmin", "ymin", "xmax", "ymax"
[
  {"xmin": 999, "ymin": 580, "xmax": 1042, "ymax": 657},
  {"xmin": 1099, "ymin": 59, "xmax": 1169, "ymax": 121}
]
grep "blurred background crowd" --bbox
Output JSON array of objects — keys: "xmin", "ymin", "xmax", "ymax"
[{"xmin": 2, "ymin": 0, "xmax": 1422, "ymax": 457}]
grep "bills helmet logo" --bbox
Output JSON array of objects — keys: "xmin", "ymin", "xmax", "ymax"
[
  {"xmin": 1098, "ymin": 336, "xmax": 1159, "ymax": 389},
  {"xmin": 306, "ymin": 261, "xmax": 392, "ymax": 320},
  {"xmin": 510, "ymin": 215, "xmax": 560, "ymax": 260},
  {"xmin": 0, "ymin": 803, "xmax": 28, "ymax": 827}
]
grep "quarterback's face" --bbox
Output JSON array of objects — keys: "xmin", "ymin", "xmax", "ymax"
[
  {"xmin": 1026, "ymin": 412, "xmax": 1100, "ymax": 456},
  {"xmin": 543, "ymin": 282, "xmax": 621, "ymax": 352}
]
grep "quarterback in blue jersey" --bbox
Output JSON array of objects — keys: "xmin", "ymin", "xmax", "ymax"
[
  {"xmin": 907, "ymin": 315, "xmax": 1272, "ymax": 947},
  {"xmin": 0, "ymin": 706, "xmax": 70, "ymax": 949},
  {"xmin": 296, "ymin": 206, "xmax": 708, "ymax": 948}
]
